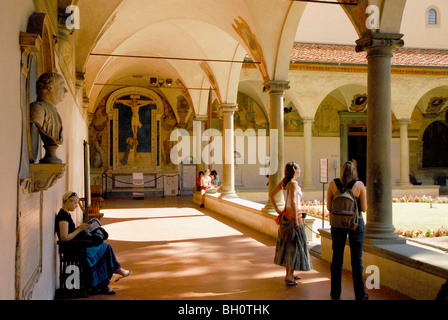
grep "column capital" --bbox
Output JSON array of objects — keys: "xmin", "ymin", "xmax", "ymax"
[
  {"xmin": 194, "ymin": 114, "xmax": 209, "ymax": 122},
  {"xmin": 220, "ymin": 103, "xmax": 238, "ymax": 114},
  {"xmin": 355, "ymin": 32, "xmax": 404, "ymax": 53},
  {"xmin": 396, "ymin": 118, "xmax": 412, "ymax": 125},
  {"xmin": 263, "ymin": 80, "xmax": 290, "ymax": 93},
  {"xmin": 302, "ymin": 116, "xmax": 315, "ymax": 123}
]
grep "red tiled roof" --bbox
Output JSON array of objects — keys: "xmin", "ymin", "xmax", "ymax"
[{"xmin": 291, "ymin": 43, "xmax": 448, "ymax": 67}]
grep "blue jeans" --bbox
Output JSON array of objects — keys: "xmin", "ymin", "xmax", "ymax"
[{"xmin": 330, "ymin": 218, "xmax": 366, "ymax": 300}]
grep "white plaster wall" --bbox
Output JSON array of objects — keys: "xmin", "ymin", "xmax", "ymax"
[
  {"xmin": 401, "ymin": 0, "xmax": 448, "ymax": 49},
  {"xmin": 295, "ymin": 3, "xmax": 358, "ymax": 45},
  {"xmin": 179, "ymin": 132, "xmax": 342, "ymax": 191},
  {"xmin": 220, "ymin": 136, "xmax": 343, "ymax": 190},
  {"xmin": 31, "ymin": 77, "xmax": 87, "ymax": 300},
  {"xmin": 0, "ymin": 1, "xmax": 88, "ymax": 299},
  {"xmin": 295, "ymin": 0, "xmax": 448, "ymax": 49},
  {"xmin": 283, "ymin": 137, "xmax": 340, "ymax": 188},
  {"xmin": 0, "ymin": 0, "xmax": 35, "ymax": 300}
]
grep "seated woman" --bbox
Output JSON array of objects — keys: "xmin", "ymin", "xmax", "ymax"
[
  {"xmin": 210, "ymin": 170, "xmax": 222, "ymax": 192},
  {"xmin": 195, "ymin": 171, "xmax": 204, "ymax": 191},
  {"xmin": 200, "ymin": 169, "xmax": 215, "ymax": 207},
  {"xmin": 55, "ymin": 191, "xmax": 131, "ymax": 295}
]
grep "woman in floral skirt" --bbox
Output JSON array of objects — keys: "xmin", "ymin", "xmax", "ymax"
[{"xmin": 269, "ymin": 162, "xmax": 312, "ymax": 286}]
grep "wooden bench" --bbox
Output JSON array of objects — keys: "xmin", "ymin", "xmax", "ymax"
[
  {"xmin": 90, "ymin": 185, "xmax": 102, "ymax": 197},
  {"xmin": 79, "ymin": 197, "xmax": 104, "ymax": 221},
  {"xmin": 55, "ymin": 240, "xmax": 92, "ymax": 299}
]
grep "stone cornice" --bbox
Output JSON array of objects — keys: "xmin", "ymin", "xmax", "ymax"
[
  {"xmin": 245, "ymin": 62, "xmax": 448, "ymax": 76},
  {"xmin": 355, "ymin": 33, "xmax": 405, "ymax": 53},
  {"xmin": 396, "ymin": 118, "xmax": 412, "ymax": 125},
  {"xmin": 220, "ymin": 103, "xmax": 238, "ymax": 114},
  {"xmin": 287, "ymin": 63, "xmax": 448, "ymax": 76},
  {"xmin": 262, "ymin": 80, "xmax": 290, "ymax": 93},
  {"xmin": 194, "ymin": 114, "xmax": 209, "ymax": 122}
]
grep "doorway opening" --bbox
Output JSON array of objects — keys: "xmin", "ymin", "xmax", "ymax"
[{"xmin": 347, "ymin": 125, "xmax": 367, "ymax": 185}]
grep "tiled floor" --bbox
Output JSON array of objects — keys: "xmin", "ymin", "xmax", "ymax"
[{"xmin": 83, "ymin": 196, "xmax": 409, "ymax": 300}]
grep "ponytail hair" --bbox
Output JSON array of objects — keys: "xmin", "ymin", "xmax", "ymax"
[
  {"xmin": 282, "ymin": 162, "xmax": 299, "ymax": 188},
  {"xmin": 341, "ymin": 161, "xmax": 357, "ymax": 186}
]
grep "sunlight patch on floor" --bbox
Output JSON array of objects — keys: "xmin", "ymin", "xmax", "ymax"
[{"xmin": 104, "ymin": 210, "xmax": 242, "ymax": 242}]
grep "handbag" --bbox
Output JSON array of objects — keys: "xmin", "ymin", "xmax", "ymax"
[
  {"xmin": 275, "ymin": 188, "xmax": 289, "ymax": 225},
  {"xmin": 278, "ymin": 213, "xmax": 296, "ymax": 242},
  {"xmin": 73, "ymin": 227, "xmax": 108, "ymax": 247}
]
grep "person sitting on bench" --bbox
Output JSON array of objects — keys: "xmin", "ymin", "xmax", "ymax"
[{"xmin": 56, "ymin": 191, "xmax": 131, "ymax": 295}]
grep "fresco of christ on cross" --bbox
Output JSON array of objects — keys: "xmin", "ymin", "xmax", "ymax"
[{"xmin": 116, "ymin": 95, "xmax": 154, "ymax": 159}]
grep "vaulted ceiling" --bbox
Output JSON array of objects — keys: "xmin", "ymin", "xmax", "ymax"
[{"xmin": 60, "ymin": 0, "xmax": 407, "ymax": 115}]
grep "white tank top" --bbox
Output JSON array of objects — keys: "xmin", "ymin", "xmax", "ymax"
[{"xmin": 282, "ymin": 182, "xmax": 302, "ymax": 210}]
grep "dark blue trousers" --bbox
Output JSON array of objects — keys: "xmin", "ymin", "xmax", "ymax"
[{"xmin": 330, "ymin": 219, "xmax": 366, "ymax": 300}]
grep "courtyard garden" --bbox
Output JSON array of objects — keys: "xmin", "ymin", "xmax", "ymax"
[{"xmin": 303, "ymin": 196, "xmax": 448, "ymax": 238}]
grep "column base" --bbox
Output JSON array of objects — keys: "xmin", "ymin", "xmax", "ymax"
[
  {"xmin": 365, "ymin": 224, "xmax": 406, "ymax": 244},
  {"xmin": 261, "ymin": 202, "xmax": 276, "ymax": 214},
  {"xmin": 219, "ymin": 191, "xmax": 238, "ymax": 200},
  {"xmin": 261, "ymin": 198, "xmax": 285, "ymax": 214},
  {"xmin": 397, "ymin": 182, "xmax": 413, "ymax": 187}
]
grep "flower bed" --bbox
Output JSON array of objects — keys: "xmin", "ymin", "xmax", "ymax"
[
  {"xmin": 395, "ymin": 226, "xmax": 448, "ymax": 238},
  {"xmin": 392, "ymin": 195, "xmax": 448, "ymax": 204},
  {"xmin": 301, "ymin": 200, "xmax": 329, "ymax": 220},
  {"xmin": 301, "ymin": 197, "xmax": 448, "ymax": 238}
]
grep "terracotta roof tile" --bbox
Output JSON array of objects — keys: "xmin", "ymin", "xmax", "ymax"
[{"xmin": 291, "ymin": 43, "xmax": 448, "ymax": 67}]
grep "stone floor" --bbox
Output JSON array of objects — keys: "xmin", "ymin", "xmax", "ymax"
[{"xmin": 81, "ymin": 196, "xmax": 409, "ymax": 301}]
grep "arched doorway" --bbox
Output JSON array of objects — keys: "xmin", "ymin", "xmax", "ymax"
[
  {"xmin": 422, "ymin": 121, "xmax": 448, "ymax": 168},
  {"xmin": 340, "ymin": 112, "xmax": 367, "ymax": 185}
]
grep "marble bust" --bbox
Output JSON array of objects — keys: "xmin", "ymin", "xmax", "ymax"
[{"xmin": 29, "ymin": 72, "xmax": 67, "ymax": 164}]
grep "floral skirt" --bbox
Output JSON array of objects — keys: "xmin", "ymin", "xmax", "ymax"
[{"xmin": 274, "ymin": 217, "xmax": 312, "ymax": 271}]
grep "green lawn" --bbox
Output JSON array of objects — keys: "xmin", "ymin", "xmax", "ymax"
[
  {"xmin": 306, "ymin": 202, "xmax": 447, "ymax": 233},
  {"xmin": 392, "ymin": 203, "xmax": 448, "ymax": 231}
]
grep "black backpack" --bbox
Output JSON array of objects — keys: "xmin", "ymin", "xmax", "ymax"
[{"xmin": 329, "ymin": 178, "xmax": 359, "ymax": 230}]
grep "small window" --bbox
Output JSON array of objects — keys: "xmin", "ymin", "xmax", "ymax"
[
  {"xmin": 428, "ymin": 9, "xmax": 437, "ymax": 25},
  {"xmin": 426, "ymin": 7, "xmax": 440, "ymax": 27}
]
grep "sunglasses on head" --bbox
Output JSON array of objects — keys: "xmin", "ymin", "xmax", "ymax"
[{"xmin": 68, "ymin": 192, "xmax": 77, "ymax": 199}]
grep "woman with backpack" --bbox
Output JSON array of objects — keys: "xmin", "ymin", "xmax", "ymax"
[
  {"xmin": 269, "ymin": 162, "xmax": 312, "ymax": 286},
  {"xmin": 326, "ymin": 161, "xmax": 368, "ymax": 300}
]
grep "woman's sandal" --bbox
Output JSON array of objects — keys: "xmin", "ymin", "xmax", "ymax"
[
  {"xmin": 284, "ymin": 275, "xmax": 301, "ymax": 286},
  {"xmin": 285, "ymin": 279, "xmax": 299, "ymax": 286},
  {"xmin": 115, "ymin": 270, "xmax": 132, "ymax": 282},
  {"xmin": 101, "ymin": 286, "xmax": 116, "ymax": 295}
]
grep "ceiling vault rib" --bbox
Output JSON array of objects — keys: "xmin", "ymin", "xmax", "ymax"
[
  {"xmin": 290, "ymin": 0, "xmax": 358, "ymax": 5},
  {"xmin": 90, "ymin": 53, "xmax": 261, "ymax": 64},
  {"xmin": 93, "ymin": 83, "xmax": 215, "ymax": 90}
]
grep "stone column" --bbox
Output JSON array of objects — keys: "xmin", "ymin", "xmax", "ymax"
[
  {"xmin": 302, "ymin": 117, "xmax": 315, "ymax": 189},
  {"xmin": 194, "ymin": 114, "xmax": 208, "ymax": 175},
  {"xmin": 263, "ymin": 80, "xmax": 289, "ymax": 212},
  {"xmin": 356, "ymin": 33, "xmax": 405, "ymax": 243},
  {"xmin": 398, "ymin": 118, "xmax": 412, "ymax": 186},
  {"xmin": 220, "ymin": 103, "xmax": 238, "ymax": 199}
]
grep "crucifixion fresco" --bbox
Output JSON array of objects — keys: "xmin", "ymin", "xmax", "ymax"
[{"xmin": 114, "ymin": 95, "xmax": 156, "ymax": 165}]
